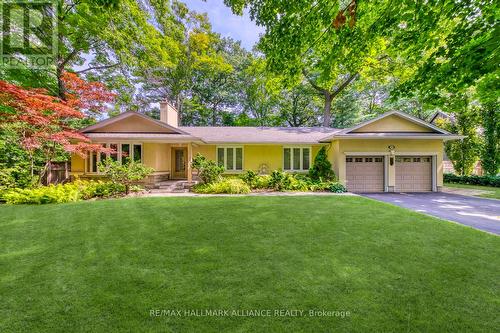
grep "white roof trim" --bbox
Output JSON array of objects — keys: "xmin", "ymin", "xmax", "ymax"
[
  {"xmin": 81, "ymin": 111, "xmax": 190, "ymax": 135},
  {"xmin": 320, "ymin": 134, "xmax": 465, "ymax": 142}
]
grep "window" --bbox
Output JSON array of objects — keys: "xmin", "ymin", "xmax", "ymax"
[
  {"xmin": 423, "ymin": 157, "xmax": 431, "ymax": 162},
  {"xmin": 110, "ymin": 143, "xmax": 118, "ymax": 161},
  {"xmin": 346, "ymin": 157, "xmax": 353, "ymax": 163},
  {"xmin": 217, "ymin": 147, "xmax": 243, "ymax": 171},
  {"xmin": 122, "ymin": 144, "xmax": 130, "ymax": 163},
  {"xmin": 86, "ymin": 143, "xmax": 142, "ymax": 173},
  {"xmin": 133, "ymin": 144, "xmax": 142, "ymax": 163},
  {"xmin": 283, "ymin": 147, "xmax": 311, "ymax": 171},
  {"xmin": 374, "ymin": 157, "xmax": 383, "ymax": 162},
  {"xmin": 403, "ymin": 157, "xmax": 412, "ymax": 162},
  {"xmin": 355, "ymin": 157, "xmax": 363, "ymax": 163},
  {"xmin": 413, "ymin": 158, "xmax": 421, "ymax": 162},
  {"xmin": 365, "ymin": 157, "xmax": 373, "ymax": 162}
]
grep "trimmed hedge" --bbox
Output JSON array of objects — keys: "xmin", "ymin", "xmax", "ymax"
[{"xmin": 444, "ymin": 173, "xmax": 500, "ymax": 187}]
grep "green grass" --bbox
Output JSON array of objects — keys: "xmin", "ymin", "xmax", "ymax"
[
  {"xmin": 0, "ymin": 196, "xmax": 498, "ymax": 333},
  {"xmin": 445, "ymin": 182, "xmax": 500, "ymax": 199}
]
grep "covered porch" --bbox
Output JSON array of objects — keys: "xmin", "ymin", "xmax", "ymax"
[{"xmin": 71, "ymin": 140, "xmax": 198, "ymax": 187}]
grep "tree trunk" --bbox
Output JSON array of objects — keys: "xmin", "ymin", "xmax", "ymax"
[
  {"xmin": 323, "ymin": 92, "xmax": 333, "ymax": 127},
  {"xmin": 56, "ymin": 64, "xmax": 66, "ymax": 100}
]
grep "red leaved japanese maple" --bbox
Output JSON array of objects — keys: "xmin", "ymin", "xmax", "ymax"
[{"xmin": 0, "ymin": 73, "xmax": 115, "ymax": 180}]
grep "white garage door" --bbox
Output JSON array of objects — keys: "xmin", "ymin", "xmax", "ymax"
[
  {"xmin": 346, "ymin": 156, "xmax": 384, "ymax": 192},
  {"xmin": 395, "ymin": 156, "xmax": 432, "ymax": 192}
]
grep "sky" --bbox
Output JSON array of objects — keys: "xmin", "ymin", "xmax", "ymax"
[{"xmin": 182, "ymin": 0, "xmax": 263, "ymax": 50}]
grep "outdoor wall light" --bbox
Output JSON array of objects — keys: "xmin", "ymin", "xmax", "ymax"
[{"xmin": 388, "ymin": 145, "xmax": 395, "ymax": 165}]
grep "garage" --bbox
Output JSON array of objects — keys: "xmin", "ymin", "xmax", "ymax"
[
  {"xmin": 395, "ymin": 156, "xmax": 432, "ymax": 192},
  {"xmin": 346, "ymin": 156, "xmax": 384, "ymax": 192}
]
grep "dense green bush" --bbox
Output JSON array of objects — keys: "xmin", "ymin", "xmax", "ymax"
[
  {"xmin": 444, "ymin": 173, "xmax": 500, "ymax": 187},
  {"xmin": 309, "ymin": 146, "xmax": 335, "ymax": 181},
  {"xmin": 268, "ymin": 170, "xmax": 294, "ymax": 191},
  {"xmin": 241, "ymin": 170, "xmax": 258, "ymax": 187},
  {"xmin": 191, "ymin": 153, "xmax": 225, "ymax": 184},
  {"xmin": 2, "ymin": 180, "xmax": 127, "ymax": 204},
  {"xmin": 99, "ymin": 158, "xmax": 153, "ymax": 194},
  {"xmin": 328, "ymin": 182, "xmax": 347, "ymax": 193},
  {"xmin": 193, "ymin": 178, "xmax": 251, "ymax": 194}
]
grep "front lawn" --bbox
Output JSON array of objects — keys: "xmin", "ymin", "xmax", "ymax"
[
  {"xmin": 445, "ymin": 182, "xmax": 500, "ymax": 199},
  {"xmin": 0, "ymin": 196, "xmax": 498, "ymax": 332}
]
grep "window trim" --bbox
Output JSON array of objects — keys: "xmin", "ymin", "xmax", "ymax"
[
  {"xmin": 85, "ymin": 142, "xmax": 143, "ymax": 174},
  {"xmin": 216, "ymin": 146, "xmax": 244, "ymax": 172},
  {"xmin": 282, "ymin": 146, "xmax": 312, "ymax": 172}
]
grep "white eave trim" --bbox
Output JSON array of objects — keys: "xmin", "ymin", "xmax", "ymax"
[{"xmin": 319, "ymin": 134, "xmax": 465, "ymax": 142}]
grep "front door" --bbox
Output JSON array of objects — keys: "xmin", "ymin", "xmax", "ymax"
[{"xmin": 172, "ymin": 147, "xmax": 187, "ymax": 179}]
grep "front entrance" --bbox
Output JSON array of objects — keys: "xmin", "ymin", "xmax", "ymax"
[{"xmin": 171, "ymin": 147, "xmax": 187, "ymax": 179}]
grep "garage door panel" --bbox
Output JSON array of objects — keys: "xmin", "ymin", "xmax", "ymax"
[
  {"xmin": 395, "ymin": 156, "xmax": 432, "ymax": 192},
  {"xmin": 346, "ymin": 156, "xmax": 384, "ymax": 192}
]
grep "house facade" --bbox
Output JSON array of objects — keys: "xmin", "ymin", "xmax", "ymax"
[{"xmin": 71, "ymin": 102, "xmax": 463, "ymax": 192}]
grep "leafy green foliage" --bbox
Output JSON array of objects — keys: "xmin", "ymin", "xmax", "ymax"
[
  {"xmin": 1, "ymin": 180, "xmax": 126, "ymax": 204},
  {"xmin": 444, "ymin": 174, "xmax": 500, "ymax": 188},
  {"xmin": 328, "ymin": 182, "xmax": 347, "ymax": 193},
  {"xmin": 241, "ymin": 170, "xmax": 258, "ymax": 187},
  {"xmin": 309, "ymin": 146, "xmax": 335, "ymax": 181},
  {"xmin": 98, "ymin": 158, "xmax": 153, "ymax": 194},
  {"xmin": 436, "ymin": 96, "xmax": 481, "ymax": 176},
  {"xmin": 193, "ymin": 178, "xmax": 251, "ymax": 194},
  {"xmin": 190, "ymin": 153, "xmax": 225, "ymax": 184}
]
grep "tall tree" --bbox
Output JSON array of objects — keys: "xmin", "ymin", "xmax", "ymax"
[
  {"xmin": 225, "ymin": 0, "xmax": 497, "ymax": 126},
  {"xmin": 0, "ymin": 74, "xmax": 113, "ymax": 181}
]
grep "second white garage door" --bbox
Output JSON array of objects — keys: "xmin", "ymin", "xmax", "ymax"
[
  {"xmin": 395, "ymin": 156, "xmax": 432, "ymax": 192},
  {"xmin": 346, "ymin": 156, "xmax": 384, "ymax": 192}
]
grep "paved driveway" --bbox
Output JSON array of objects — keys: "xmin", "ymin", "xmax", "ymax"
[{"xmin": 362, "ymin": 192, "xmax": 500, "ymax": 235}]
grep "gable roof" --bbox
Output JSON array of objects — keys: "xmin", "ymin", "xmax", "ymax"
[
  {"xmin": 319, "ymin": 111, "xmax": 459, "ymax": 141},
  {"xmin": 81, "ymin": 111, "xmax": 191, "ymax": 135},
  {"xmin": 80, "ymin": 110, "xmax": 462, "ymax": 143}
]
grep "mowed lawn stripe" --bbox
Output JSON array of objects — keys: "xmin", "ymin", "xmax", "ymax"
[{"xmin": 0, "ymin": 196, "xmax": 498, "ymax": 333}]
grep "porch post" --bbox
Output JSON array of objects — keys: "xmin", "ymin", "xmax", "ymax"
[{"xmin": 187, "ymin": 142, "xmax": 193, "ymax": 183}]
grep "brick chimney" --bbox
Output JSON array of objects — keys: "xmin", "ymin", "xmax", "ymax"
[{"xmin": 159, "ymin": 101, "xmax": 179, "ymax": 127}]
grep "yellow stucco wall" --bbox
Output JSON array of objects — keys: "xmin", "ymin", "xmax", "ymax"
[
  {"xmin": 71, "ymin": 154, "xmax": 85, "ymax": 174},
  {"xmin": 333, "ymin": 139, "xmax": 444, "ymax": 188},
  {"xmin": 353, "ymin": 115, "xmax": 434, "ymax": 133},
  {"xmin": 193, "ymin": 144, "xmax": 327, "ymax": 173},
  {"xmin": 143, "ymin": 143, "xmax": 170, "ymax": 171},
  {"xmin": 193, "ymin": 144, "xmax": 216, "ymax": 160},
  {"xmin": 243, "ymin": 145, "xmax": 283, "ymax": 171}
]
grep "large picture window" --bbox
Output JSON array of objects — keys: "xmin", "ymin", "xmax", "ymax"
[
  {"xmin": 86, "ymin": 143, "xmax": 143, "ymax": 173},
  {"xmin": 217, "ymin": 147, "xmax": 243, "ymax": 171},
  {"xmin": 283, "ymin": 147, "xmax": 311, "ymax": 171}
]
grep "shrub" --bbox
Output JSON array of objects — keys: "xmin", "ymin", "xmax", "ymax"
[
  {"xmin": 444, "ymin": 173, "xmax": 500, "ymax": 187},
  {"xmin": 268, "ymin": 170, "xmax": 293, "ymax": 191},
  {"xmin": 193, "ymin": 178, "xmax": 251, "ymax": 194},
  {"xmin": 190, "ymin": 153, "xmax": 225, "ymax": 184},
  {"xmin": 309, "ymin": 146, "xmax": 335, "ymax": 181},
  {"xmin": 328, "ymin": 182, "xmax": 347, "ymax": 193},
  {"xmin": 254, "ymin": 175, "xmax": 270, "ymax": 189},
  {"xmin": 77, "ymin": 180, "xmax": 126, "ymax": 200},
  {"xmin": 241, "ymin": 170, "xmax": 258, "ymax": 187},
  {"xmin": 2, "ymin": 180, "xmax": 126, "ymax": 204},
  {"xmin": 98, "ymin": 158, "xmax": 153, "ymax": 194}
]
